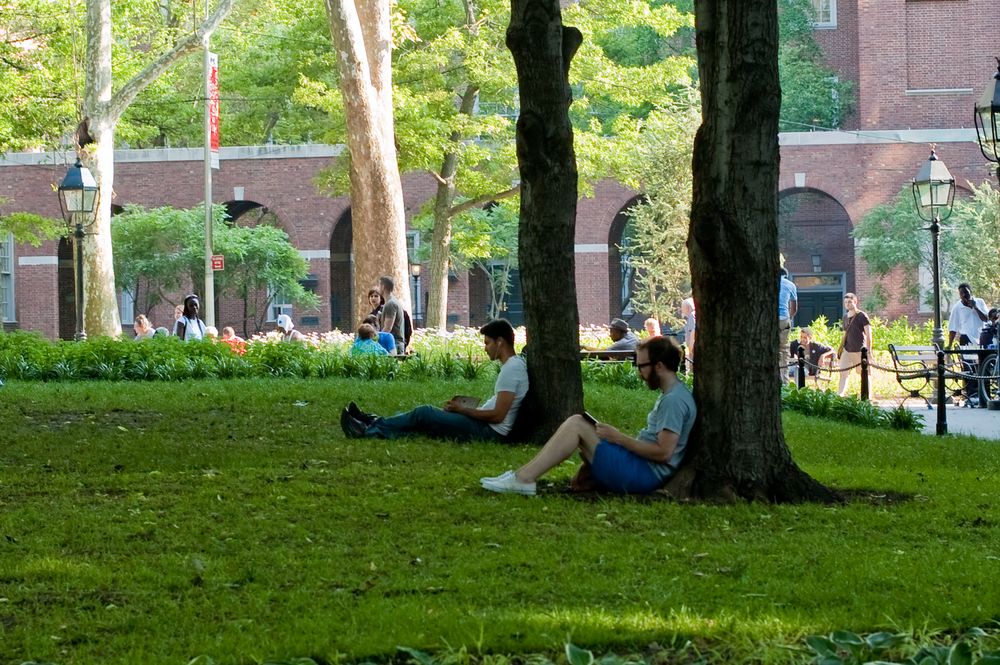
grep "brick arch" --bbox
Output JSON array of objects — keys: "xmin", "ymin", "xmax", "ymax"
[
  {"xmin": 221, "ymin": 200, "xmax": 285, "ymax": 231},
  {"xmin": 607, "ymin": 195, "xmax": 644, "ymax": 321},
  {"xmin": 328, "ymin": 208, "xmax": 352, "ymax": 331},
  {"xmin": 778, "ymin": 186, "xmax": 856, "ymax": 297}
]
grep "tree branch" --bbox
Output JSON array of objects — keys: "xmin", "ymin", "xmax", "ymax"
[
  {"xmin": 448, "ymin": 184, "xmax": 521, "ymax": 218},
  {"xmin": 108, "ymin": 0, "xmax": 236, "ymax": 122}
]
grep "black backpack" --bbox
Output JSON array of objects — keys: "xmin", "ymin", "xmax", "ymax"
[{"xmin": 403, "ymin": 309, "xmax": 413, "ymax": 350}]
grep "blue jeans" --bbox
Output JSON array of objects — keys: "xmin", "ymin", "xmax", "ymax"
[{"xmin": 364, "ymin": 405, "xmax": 502, "ymax": 442}]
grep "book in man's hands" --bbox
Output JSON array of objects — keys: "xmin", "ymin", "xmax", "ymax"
[{"xmin": 451, "ymin": 395, "xmax": 480, "ymax": 409}]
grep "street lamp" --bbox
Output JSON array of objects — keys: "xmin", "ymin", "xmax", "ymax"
[
  {"xmin": 973, "ymin": 57, "xmax": 1000, "ymax": 173},
  {"xmin": 974, "ymin": 58, "xmax": 1000, "ymax": 410},
  {"xmin": 912, "ymin": 148, "xmax": 955, "ymax": 435},
  {"xmin": 57, "ymin": 159, "xmax": 99, "ymax": 341},
  {"xmin": 410, "ymin": 263, "xmax": 422, "ymax": 326}
]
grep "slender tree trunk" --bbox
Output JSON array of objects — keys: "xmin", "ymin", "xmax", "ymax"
[
  {"xmin": 79, "ymin": 0, "xmax": 235, "ymax": 338},
  {"xmin": 670, "ymin": 0, "xmax": 837, "ymax": 503},
  {"xmin": 426, "ymin": 85, "xmax": 479, "ymax": 330},
  {"xmin": 506, "ymin": 0, "xmax": 584, "ymax": 438},
  {"xmin": 326, "ymin": 0, "xmax": 410, "ymax": 324}
]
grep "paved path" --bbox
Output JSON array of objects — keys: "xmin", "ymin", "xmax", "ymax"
[{"xmin": 891, "ymin": 401, "xmax": 1000, "ymax": 440}]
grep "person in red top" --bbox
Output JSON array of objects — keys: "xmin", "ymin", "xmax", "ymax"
[{"xmin": 220, "ymin": 326, "xmax": 247, "ymax": 355}]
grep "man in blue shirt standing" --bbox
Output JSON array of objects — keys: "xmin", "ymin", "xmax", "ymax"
[{"xmin": 778, "ymin": 267, "xmax": 798, "ymax": 383}]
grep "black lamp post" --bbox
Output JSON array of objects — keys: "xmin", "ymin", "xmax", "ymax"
[
  {"xmin": 912, "ymin": 148, "xmax": 955, "ymax": 435},
  {"xmin": 57, "ymin": 159, "xmax": 99, "ymax": 341},
  {"xmin": 974, "ymin": 58, "xmax": 1000, "ymax": 409},
  {"xmin": 410, "ymin": 263, "xmax": 422, "ymax": 326}
]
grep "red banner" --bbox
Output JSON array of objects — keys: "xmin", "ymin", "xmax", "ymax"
[{"xmin": 208, "ymin": 52, "xmax": 220, "ymax": 169}]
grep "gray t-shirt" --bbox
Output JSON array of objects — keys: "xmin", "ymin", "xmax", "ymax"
[
  {"xmin": 608, "ymin": 330, "xmax": 638, "ymax": 351},
  {"xmin": 636, "ymin": 381, "xmax": 697, "ymax": 480},
  {"xmin": 479, "ymin": 355, "xmax": 529, "ymax": 436},
  {"xmin": 381, "ymin": 296, "xmax": 406, "ymax": 348}
]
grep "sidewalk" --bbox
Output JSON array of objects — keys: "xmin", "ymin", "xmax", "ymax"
[{"xmin": 889, "ymin": 401, "xmax": 1000, "ymax": 440}]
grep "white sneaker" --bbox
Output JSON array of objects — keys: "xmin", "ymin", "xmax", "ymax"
[{"xmin": 481, "ymin": 470, "xmax": 536, "ymax": 496}]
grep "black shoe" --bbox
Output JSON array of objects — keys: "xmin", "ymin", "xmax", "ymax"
[
  {"xmin": 340, "ymin": 408, "xmax": 367, "ymax": 438},
  {"xmin": 347, "ymin": 401, "xmax": 376, "ymax": 426}
]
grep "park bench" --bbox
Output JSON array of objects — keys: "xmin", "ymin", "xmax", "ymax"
[
  {"xmin": 580, "ymin": 349, "xmax": 636, "ymax": 363},
  {"xmin": 887, "ymin": 344, "xmax": 962, "ymax": 407}
]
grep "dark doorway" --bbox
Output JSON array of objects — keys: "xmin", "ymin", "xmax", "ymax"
[
  {"xmin": 329, "ymin": 209, "xmax": 353, "ymax": 331},
  {"xmin": 57, "ymin": 238, "xmax": 74, "ymax": 340},
  {"xmin": 792, "ymin": 273, "xmax": 845, "ymax": 328}
]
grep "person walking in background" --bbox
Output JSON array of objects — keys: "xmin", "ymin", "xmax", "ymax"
[
  {"xmin": 778, "ymin": 268, "xmax": 798, "ymax": 382},
  {"xmin": 837, "ymin": 293, "xmax": 872, "ymax": 396},
  {"xmin": 172, "ymin": 294, "xmax": 206, "ymax": 341},
  {"xmin": 947, "ymin": 283, "xmax": 989, "ymax": 406},
  {"xmin": 681, "ymin": 297, "xmax": 696, "ymax": 371},
  {"xmin": 351, "ymin": 323, "xmax": 390, "ymax": 356},
  {"xmin": 133, "ymin": 314, "xmax": 155, "ymax": 340}
]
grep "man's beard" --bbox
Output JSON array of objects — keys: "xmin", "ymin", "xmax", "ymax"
[{"xmin": 644, "ymin": 370, "xmax": 661, "ymax": 391}]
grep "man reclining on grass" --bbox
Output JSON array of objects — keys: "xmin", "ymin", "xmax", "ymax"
[
  {"xmin": 480, "ymin": 335, "xmax": 695, "ymax": 496},
  {"xmin": 340, "ymin": 319, "xmax": 528, "ymax": 442}
]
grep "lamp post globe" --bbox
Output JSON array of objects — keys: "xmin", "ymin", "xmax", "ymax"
[
  {"xmin": 58, "ymin": 159, "xmax": 99, "ymax": 342},
  {"xmin": 974, "ymin": 57, "xmax": 1000, "ymax": 170}
]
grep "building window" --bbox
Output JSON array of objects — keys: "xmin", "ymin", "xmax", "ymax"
[
  {"xmin": 268, "ymin": 286, "xmax": 293, "ymax": 322},
  {"xmin": 406, "ymin": 230, "xmax": 420, "ymax": 264},
  {"xmin": 0, "ymin": 234, "xmax": 13, "ymax": 323},
  {"xmin": 811, "ymin": 0, "xmax": 836, "ymax": 28},
  {"xmin": 120, "ymin": 288, "xmax": 135, "ymax": 325}
]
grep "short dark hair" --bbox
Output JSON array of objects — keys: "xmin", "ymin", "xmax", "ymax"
[
  {"xmin": 479, "ymin": 319, "xmax": 515, "ymax": 348},
  {"xmin": 637, "ymin": 335, "xmax": 682, "ymax": 373},
  {"xmin": 958, "ymin": 282, "xmax": 971, "ymax": 291},
  {"xmin": 379, "ymin": 276, "xmax": 395, "ymax": 293},
  {"xmin": 363, "ymin": 314, "xmax": 379, "ymax": 327}
]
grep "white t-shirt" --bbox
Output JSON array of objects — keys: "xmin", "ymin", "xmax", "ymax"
[
  {"xmin": 479, "ymin": 355, "xmax": 529, "ymax": 436},
  {"xmin": 172, "ymin": 315, "xmax": 205, "ymax": 341},
  {"xmin": 949, "ymin": 297, "xmax": 988, "ymax": 341}
]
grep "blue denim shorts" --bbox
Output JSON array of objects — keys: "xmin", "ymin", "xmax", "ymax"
[{"xmin": 590, "ymin": 440, "xmax": 663, "ymax": 494}]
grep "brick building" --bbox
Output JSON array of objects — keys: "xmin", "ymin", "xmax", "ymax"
[{"xmin": 2, "ymin": 0, "xmax": 998, "ymax": 339}]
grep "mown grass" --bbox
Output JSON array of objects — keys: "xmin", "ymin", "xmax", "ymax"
[{"xmin": 1, "ymin": 377, "xmax": 999, "ymax": 665}]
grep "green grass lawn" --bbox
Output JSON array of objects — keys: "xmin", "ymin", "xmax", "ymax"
[{"xmin": 1, "ymin": 377, "xmax": 999, "ymax": 665}]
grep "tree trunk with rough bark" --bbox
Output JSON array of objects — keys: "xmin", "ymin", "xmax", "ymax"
[
  {"xmin": 506, "ymin": 0, "xmax": 584, "ymax": 438},
  {"xmin": 669, "ymin": 0, "xmax": 837, "ymax": 503},
  {"xmin": 79, "ymin": 0, "xmax": 235, "ymax": 338},
  {"xmin": 325, "ymin": 0, "xmax": 410, "ymax": 323},
  {"xmin": 425, "ymin": 85, "xmax": 478, "ymax": 331}
]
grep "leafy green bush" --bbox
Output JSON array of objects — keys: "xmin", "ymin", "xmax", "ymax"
[
  {"xmin": 806, "ymin": 627, "xmax": 1000, "ymax": 665},
  {"xmin": 781, "ymin": 385, "xmax": 923, "ymax": 431}
]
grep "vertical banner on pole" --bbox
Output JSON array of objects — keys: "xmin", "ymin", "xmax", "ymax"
[{"xmin": 208, "ymin": 52, "xmax": 220, "ymax": 170}]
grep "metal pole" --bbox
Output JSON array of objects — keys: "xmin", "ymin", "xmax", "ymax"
[
  {"xmin": 860, "ymin": 347, "xmax": 869, "ymax": 401},
  {"xmin": 936, "ymin": 349, "xmax": 948, "ymax": 435},
  {"xmin": 797, "ymin": 346, "xmax": 806, "ymax": 389},
  {"xmin": 930, "ymin": 216, "xmax": 947, "ymax": 432},
  {"xmin": 73, "ymin": 219, "xmax": 87, "ymax": 341},
  {"xmin": 202, "ymin": 0, "xmax": 215, "ymax": 327}
]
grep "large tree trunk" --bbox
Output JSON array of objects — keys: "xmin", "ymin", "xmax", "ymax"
[
  {"xmin": 506, "ymin": 0, "xmax": 584, "ymax": 438},
  {"xmin": 326, "ymin": 0, "xmax": 410, "ymax": 323},
  {"xmin": 426, "ymin": 85, "xmax": 478, "ymax": 331},
  {"xmin": 674, "ymin": 0, "xmax": 837, "ymax": 502},
  {"xmin": 79, "ymin": 0, "xmax": 235, "ymax": 338}
]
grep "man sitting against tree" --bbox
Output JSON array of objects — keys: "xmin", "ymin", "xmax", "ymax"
[
  {"xmin": 480, "ymin": 336, "xmax": 696, "ymax": 496},
  {"xmin": 340, "ymin": 319, "xmax": 528, "ymax": 441}
]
